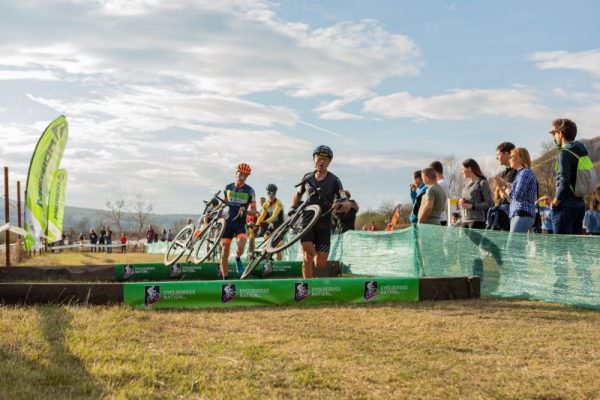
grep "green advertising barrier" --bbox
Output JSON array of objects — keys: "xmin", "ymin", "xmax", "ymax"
[
  {"xmin": 115, "ymin": 261, "xmax": 305, "ymax": 281},
  {"xmin": 123, "ymin": 277, "xmax": 419, "ymax": 309}
]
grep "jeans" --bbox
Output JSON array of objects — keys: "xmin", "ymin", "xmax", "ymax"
[
  {"xmin": 510, "ymin": 216, "xmax": 534, "ymax": 233},
  {"xmin": 552, "ymin": 206, "xmax": 585, "ymax": 235}
]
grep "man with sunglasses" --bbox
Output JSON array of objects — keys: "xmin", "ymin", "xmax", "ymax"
[
  {"xmin": 548, "ymin": 119, "xmax": 588, "ymax": 234},
  {"xmin": 291, "ymin": 145, "xmax": 351, "ymax": 278}
]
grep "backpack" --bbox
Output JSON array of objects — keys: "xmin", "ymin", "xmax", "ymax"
[{"xmin": 559, "ymin": 147, "xmax": 598, "ymax": 197}]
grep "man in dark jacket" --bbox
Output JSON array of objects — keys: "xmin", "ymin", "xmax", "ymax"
[{"xmin": 549, "ymin": 118, "xmax": 588, "ymax": 234}]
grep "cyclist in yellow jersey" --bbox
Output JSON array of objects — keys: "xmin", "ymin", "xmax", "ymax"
[{"xmin": 255, "ymin": 184, "xmax": 285, "ymax": 262}]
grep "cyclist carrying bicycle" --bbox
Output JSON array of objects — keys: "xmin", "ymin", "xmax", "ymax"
[
  {"xmin": 291, "ymin": 145, "xmax": 351, "ymax": 278},
  {"xmin": 255, "ymin": 183, "xmax": 285, "ymax": 262},
  {"xmin": 220, "ymin": 162, "xmax": 256, "ymax": 279}
]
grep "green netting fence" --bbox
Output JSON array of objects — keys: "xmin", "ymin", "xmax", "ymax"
[{"xmin": 329, "ymin": 225, "xmax": 600, "ymax": 310}]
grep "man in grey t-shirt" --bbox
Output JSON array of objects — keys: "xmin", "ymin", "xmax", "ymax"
[
  {"xmin": 418, "ymin": 168, "xmax": 448, "ymax": 225},
  {"xmin": 430, "ymin": 161, "xmax": 449, "ymax": 225}
]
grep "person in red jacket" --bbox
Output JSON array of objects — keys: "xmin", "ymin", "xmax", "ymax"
[{"xmin": 120, "ymin": 233, "xmax": 127, "ymax": 253}]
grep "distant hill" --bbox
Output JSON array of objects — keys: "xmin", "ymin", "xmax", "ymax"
[
  {"xmin": 533, "ymin": 136, "xmax": 600, "ymax": 167},
  {"xmin": 0, "ymin": 198, "xmax": 199, "ymax": 236}
]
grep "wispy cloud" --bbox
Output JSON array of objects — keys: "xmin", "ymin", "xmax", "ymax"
[
  {"xmin": 363, "ymin": 88, "xmax": 550, "ymax": 120},
  {"xmin": 0, "ymin": 69, "xmax": 60, "ymax": 81},
  {"xmin": 530, "ymin": 50, "xmax": 600, "ymax": 77}
]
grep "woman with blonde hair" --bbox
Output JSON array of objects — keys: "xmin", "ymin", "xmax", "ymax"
[{"xmin": 501, "ymin": 147, "xmax": 538, "ymax": 233}]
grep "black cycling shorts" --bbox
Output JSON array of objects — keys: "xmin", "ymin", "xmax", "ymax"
[
  {"xmin": 222, "ymin": 219, "xmax": 246, "ymax": 240},
  {"xmin": 300, "ymin": 222, "xmax": 331, "ymax": 253}
]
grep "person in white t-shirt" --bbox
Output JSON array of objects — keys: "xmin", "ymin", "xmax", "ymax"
[{"xmin": 430, "ymin": 161, "xmax": 450, "ymax": 226}]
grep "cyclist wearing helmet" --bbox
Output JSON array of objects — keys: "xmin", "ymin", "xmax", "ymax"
[
  {"xmin": 255, "ymin": 183, "xmax": 285, "ymax": 261},
  {"xmin": 291, "ymin": 145, "xmax": 351, "ymax": 278},
  {"xmin": 221, "ymin": 162, "xmax": 256, "ymax": 279}
]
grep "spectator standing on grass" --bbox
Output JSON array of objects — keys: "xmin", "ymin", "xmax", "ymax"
[
  {"xmin": 369, "ymin": 222, "xmax": 380, "ymax": 231},
  {"xmin": 451, "ymin": 213, "xmax": 461, "ymax": 226},
  {"xmin": 583, "ymin": 199, "xmax": 600, "ymax": 235},
  {"xmin": 429, "ymin": 161, "xmax": 450, "ymax": 226},
  {"xmin": 167, "ymin": 229, "xmax": 174, "ymax": 241},
  {"xmin": 493, "ymin": 142, "xmax": 517, "ymax": 204},
  {"xmin": 146, "ymin": 225, "xmax": 154, "ymax": 243},
  {"xmin": 487, "ymin": 142, "xmax": 517, "ymax": 231},
  {"xmin": 99, "ymin": 226, "xmax": 107, "ymax": 252},
  {"xmin": 549, "ymin": 118, "xmax": 588, "ymax": 235},
  {"xmin": 106, "ymin": 227, "xmax": 113, "ymax": 253},
  {"xmin": 409, "ymin": 170, "xmax": 427, "ymax": 224},
  {"xmin": 161, "ymin": 229, "xmax": 167, "ymax": 241},
  {"xmin": 459, "ymin": 159, "xmax": 494, "ymax": 229},
  {"xmin": 120, "ymin": 232, "xmax": 127, "ymax": 253},
  {"xmin": 498, "ymin": 148, "xmax": 538, "ymax": 233},
  {"xmin": 89, "ymin": 229, "xmax": 98, "ymax": 252},
  {"xmin": 418, "ymin": 167, "xmax": 448, "ymax": 225},
  {"xmin": 538, "ymin": 196, "xmax": 554, "ymax": 234}
]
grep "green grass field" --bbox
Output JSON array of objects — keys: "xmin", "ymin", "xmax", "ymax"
[{"xmin": 2, "ymin": 253, "xmax": 599, "ymax": 399}]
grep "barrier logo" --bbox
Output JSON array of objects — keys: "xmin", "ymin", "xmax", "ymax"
[
  {"xmin": 144, "ymin": 285, "xmax": 160, "ymax": 305},
  {"xmin": 170, "ymin": 263, "xmax": 182, "ymax": 278},
  {"xmin": 364, "ymin": 281, "xmax": 379, "ymax": 301},
  {"xmin": 295, "ymin": 282, "xmax": 310, "ymax": 302},
  {"xmin": 221, "ymin": 284, "xmax": 237, "ymax": 303},
  {"xmin": 123, "ymin": 264, "xmax": 135, "ymax": 279}
]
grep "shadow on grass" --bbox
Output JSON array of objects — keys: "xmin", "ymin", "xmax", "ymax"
[{"xmin": 0, "ymin": 306, "xmax": 105, "ymax": 399}]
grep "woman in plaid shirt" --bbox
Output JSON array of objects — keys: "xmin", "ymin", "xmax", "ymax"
[{"xmin": 502, "ymin": 147, "xmax": 538, "ymax": 233}]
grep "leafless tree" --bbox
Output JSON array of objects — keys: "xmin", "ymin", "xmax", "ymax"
[
  {"xmin": 539, "ymin": 140, "xmax": 557, "ymax": 156},
  {"xmin": 105, "ymin": 197, "xmax": 128, "ymax": 233},
  {"xmin": 532, "ymin": 140, "xmax": 558, "ymax": 198},
  {"xmin": 378, "ymin": 199, "xmax": 397, "ymax": 222},
  {"xmin": 131, "ymin": 193, "xmax": 153, "ymax": 236},
  {"xmin": 443, "ymin": 155, "xmax": 465, "ymax": 198}
]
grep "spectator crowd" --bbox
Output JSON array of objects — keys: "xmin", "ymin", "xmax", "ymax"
[{"xmin": 408, "ymin": 118, "xmax": 599, "ymax": 235}]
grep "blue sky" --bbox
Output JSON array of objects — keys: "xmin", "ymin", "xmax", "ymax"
[{"xmin": 1, "ymin": 0, "xmax": 599, "ymax": 213}]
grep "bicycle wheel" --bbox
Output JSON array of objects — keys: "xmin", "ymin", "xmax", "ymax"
[
  {"xmin": 240, "ymin": 253, "xmax": 265, "ymax": 280},
  {"xmin": 190, "ymin": 218, "xmax": 226, "ymax": 264},
  {"xmin": 164, "ymin": 224, "xmax": 194, "ymax": 266},
  {"xmin": 265, "ymin": 204, "xmax": 321, "ymax": 254}
]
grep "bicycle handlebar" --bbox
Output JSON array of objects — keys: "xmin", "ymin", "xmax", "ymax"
[{"xmin": 294, "ymin": 173, "xmax": 318, "ymax": 192}]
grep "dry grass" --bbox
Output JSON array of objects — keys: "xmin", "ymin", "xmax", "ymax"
[
  {"xmin": 1, "ymin": 299, "xmax": 599, "ymax": 399},
  {"xmin": 14, "ymin": 252, "xmax": 164, "ymax": 266},
  {"xmin": 3, "ymin": 253, "xmax": 600, "ymax": 398}
]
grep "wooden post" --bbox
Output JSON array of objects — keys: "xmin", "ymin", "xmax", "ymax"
[
  {"xmin": 4, "ymin": 167, "xmax": 10, "ymax": 266},
  {"xmin": 17, "ymin": 181, "xmax": 22, "ymax": 228},
  {"xmin": 16, "ymin": 181, "xmax": 23, "ymax": 263}
]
